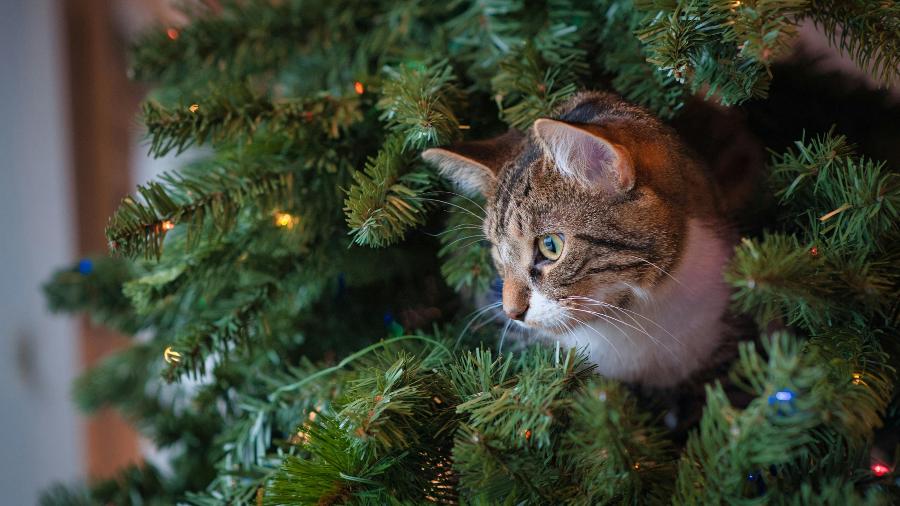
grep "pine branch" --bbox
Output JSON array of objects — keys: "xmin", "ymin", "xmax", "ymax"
[
  {"xmin": 344, "ymin": 135, "xmax": 434, "ymax": 247},
  {"xmin": 129, "ymin": 0, "xmax": 383, "ymax": 87},
  {"xmin": 142, "ymin": 89, "xmax": 362, "ymax": 158},
  {"xmin": 43, "ymin": 256, "xmax": 143, "ymax": 334},
  {"xmin": 446, "ymin": 0, "xmax": 526, "ymax": 83},
  {"xmin": 675, "ymin": 334, "xmax": 828, "ymax": 503},
  {"xmin": 595, "ymin": 0, "xmax": 686, "ymax": 118},
  {"xmin": 492, "ymin": 44, "xmax": 580, "ymax": 129},
  {"xmin": 106, "ymin": 156, "xmax": 296, "ymax": 259},
  {"xmin": 635, "ymin": 0, "xmax": 806, "ymax": 105},
  {"xmin": 438, "ymin": 195, "xmax": 495, "ymax": 294},
  {"xmin": 675, "ymin": 333, "xmax": 892, "ymax": 503},
  {"xmin": 727, "ymin": 234, "xmax": 843, "ymax": 331},
  {"xmin": 451, "ymin": 347, "xmax": 596, "ymax": 503},
  {"xmin": 264, "ymin": 415, "xmax": 398, "ymax": 505},
  {"xmin": 346, "ymin": 61, "xmax": 474, "ymax": 248},
  {"xmin": 378, "ymin": 60, "xmax": 464, "ymax": 150},
  {"xmin": 562, "ymin": 380, "xmax": 677, "ymax": 504},
  {"xmin": 770, "ymin": 131, "xmax": 899, "ymax": 255},
  {"xmin": 806, "ymin": 0, "xmax": 900, "ymax": 85}
]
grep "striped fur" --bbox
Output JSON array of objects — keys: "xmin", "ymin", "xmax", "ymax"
[{"xmin": 424, "ymin": 91, "xmax": 737, "ymax": 387}]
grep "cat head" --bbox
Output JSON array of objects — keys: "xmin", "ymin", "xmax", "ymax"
[{"xmin": 423, "ymin": 92, "xmax": 717, "ymax": 333}]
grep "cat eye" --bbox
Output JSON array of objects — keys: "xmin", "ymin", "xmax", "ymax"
[{"xmin": 537, "ymin": 233, "xmax": 564, "ymax": 261}]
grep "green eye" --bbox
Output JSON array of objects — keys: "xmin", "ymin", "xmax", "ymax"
[{"xmin": 537, "ymin": 233, "xmax": 564, "ymax": 261}]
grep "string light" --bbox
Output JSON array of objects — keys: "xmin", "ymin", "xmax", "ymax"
[
  {"xmin": 354, "ymin": 81, "xmax": 365, "ymax": 94},
  {"xmin": 852, "ymin": 372, "xmax": 865, "ymax": 385},
  {"xmin": 770, "ymin": 390, "xmax": 794, "ymax": 403},
  {"xmin": 291, "ymin": 428, "xmax": 310, "ymax": 445},
  {"xmin": 161, "ymin": 220, "xmax": 175, "ymax": 231},
  {"xmin": 768, "ymin": 389, "xmax": 796, "ymax": 414},
  {"xmin": 273, "ymin": 212, "xmax": 298, "ymax": 229},
  {"xmin": 524, "ymin": 429, "xmax": 532, "ymax": 440},
  {"xmin": 810, "ymin": 246, "xmax": 819, "ymax": 257},
  {"xmin": 166, "ymin": 28, "xmax": 179, "ymax": 40},
  {"xmin": 78, "ymin": 258, "xmax": 94, "ymax": 275},
  {"xmin": 163, "ymin": 346, "xmax": 182, "ymax": 364},
  {"xmin": 871, "ymin": 463, "xmax": 890, "ymax": 477},
  {"xmin": 189, "ymin": 104, "xmax": 200, "ymax": 113}
]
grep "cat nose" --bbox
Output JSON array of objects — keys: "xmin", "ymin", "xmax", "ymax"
[{"xmin": 505, "ymin": 306, "xmax": 528, "ymax": 321}]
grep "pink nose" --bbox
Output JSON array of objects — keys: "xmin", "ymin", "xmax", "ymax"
[{"xmin": 505, "ymin": 306, "xmax": 528, "ymax": 321}]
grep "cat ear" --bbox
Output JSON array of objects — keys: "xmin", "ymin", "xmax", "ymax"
[
  {"xmin": 533, "ymin": 118, "xmax": 634, "ymax": 193},
  {"xmin": 421, "ymin": 129, "xmax": 524, "ymax": 197}
]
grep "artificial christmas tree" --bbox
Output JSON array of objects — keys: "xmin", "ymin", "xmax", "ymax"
[{"xmin": 42, "ymin": 0, "xmax": 899, "ymax": 504}]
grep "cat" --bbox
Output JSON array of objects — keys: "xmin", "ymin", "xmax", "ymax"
[{"xmin": 423, "ymin": 91, "xmax": 743, "ymax": 388}]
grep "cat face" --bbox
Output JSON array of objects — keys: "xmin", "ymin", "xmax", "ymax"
[{"xmin": 423, "ymin": 92, "xmax": 711, "ymax": 334}]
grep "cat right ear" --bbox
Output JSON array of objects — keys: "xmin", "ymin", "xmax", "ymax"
[{"xmin": 421, "ymin": 129, "xmax": 524, "ymax": 197}]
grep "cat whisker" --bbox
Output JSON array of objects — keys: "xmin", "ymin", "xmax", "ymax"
[
  {"xmin": 566, "ymin": 305, "xmax": 679, "ymax": 361},
  {"xmin": 624, "ymin": 255, "xmax": 683, "ymax": 286},
  {"xmin": 566, "ymin": 307, "xmax": 637, "ymax": 347},
  {"xmin": 600, "ymin": 302, "xmax": 683, "ymax": 348},
  {"xmin": 411, "ymin": 196, "xmax": 485, "ymax": 222},
  {"xmin": 440, "ymin": 233, "xmax": 489, "ymax": 251},
  {"xmin": 430, "ymin": 190, "xmax": 488, "ymax": 218},
  {"xmin": 562, "ymin": 313, "xmax": 624, "ymax": 362},
  {"xmin": 563, "ymin": 295, "xmax": 680, "ymax": 345},
  {"xmin": 498, "ymin": 319, "xmax": 513, "ymax": 354},
  {"xmin": 421, "ymin": 223, "xmax": 486, "ymax": 238},
  {"xmin": 566, "ymin": 305, "xmax": 654, "ymax": 343},
  {"xmin": 456, "ymin": 301, "xmax": 502, "ymax": 348}
]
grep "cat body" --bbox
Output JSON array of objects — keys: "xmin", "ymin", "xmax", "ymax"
[{"xmin": 424, "ymin": 92, "xmax": 740, "ymax": 388}]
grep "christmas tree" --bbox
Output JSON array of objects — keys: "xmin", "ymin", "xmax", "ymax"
[{"xmin": 41, "ymin": 0, "xmax": 900, "ymax": 504}]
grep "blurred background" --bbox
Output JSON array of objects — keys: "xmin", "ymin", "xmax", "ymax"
[
  {"xmin": 0, "ymin": 1, "xmax": 895, "ymax": 504},
  {"xmin": 0, "ymin": 1, "xmax": 186, "ymax": 503}
]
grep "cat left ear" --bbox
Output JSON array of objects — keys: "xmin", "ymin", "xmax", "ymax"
[
  {"xmin": 533, "ymin": 118, "xmax": 634, "ymax": 193},
  {"xmin": 421, "ymin": 129, "xmax": 524, "ymax": 197}
]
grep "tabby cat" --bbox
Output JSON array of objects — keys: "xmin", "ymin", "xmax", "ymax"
[{"xmin": 423, "ymin": 92, "xmax": 739, "ymax": 388}]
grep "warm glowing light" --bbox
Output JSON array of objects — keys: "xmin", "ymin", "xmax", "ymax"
[
  {"xmin": 354, "ymin": 81, "xmax": 365, "ymax": 94},
  {"xmin": 166, "ymin": 27, "xmax": 179, "ymax": 40},
  {"xmin": 291, "ymin": 429, "xmax": 310, "ymax": 445},
  {"xmin": 872, "ymin": 463, "xmax": 890, "ymax": 477},
  {"xmin": 163, "ymin": 346, "xmax": 182, "ymax": 364},
  {"xmin": 189, "ymin": 104, "xmax": 200, "ymax": 113},
  {"xmin": 524, "ymin": 429, "xmax": 532, "ymax": 440},
  {"xmin": 308, "ymin": 411, "xmax": 317, "ymax": 421},
  {"xmin": 852, "ymin": 372, "xmax": 865, "ymax": 385},
  {"xmin": 633, "ymin": 462, "xmax": 641, "ymax": 470},
  {"xmin": 274, "ymin": 212, "xmax": 298, "ymax": 229},
  {"xmin": 810, "ymin": 246, "xmax": 819, "ymax": 257},
  {"xmin": 161, "ymin": 220, "xmax": 175, "ymax": 231}
]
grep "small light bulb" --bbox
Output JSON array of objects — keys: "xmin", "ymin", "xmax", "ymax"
[
  {"xmin": 167, "ymin": 28, "xmax": 179, "ymax": 40},
  {"xmin": 189, "ymin": 104, "xmax": 200, "ymax": 113},
  {"xmin": 163, "ymin": 346, "xmax": 182, "ymax": 364},
  {"xmin": 274, "ymin": 212, "xmax": 297, "ymax": 228},
  {"xmin": 872, "ymin": 463, "xmax": 890, "ymax": 477},
  {"xmin": 161, "ymin": 220, "xmax": 175, "ymax": 231},
  {"xmin": 354, "ymin": 81, "xmax": 365, "ymax": 94}
]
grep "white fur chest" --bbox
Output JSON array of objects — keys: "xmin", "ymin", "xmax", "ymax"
[{"xmin": 537, "ymin": 219, "xmax": 734, "ymax": 387}]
